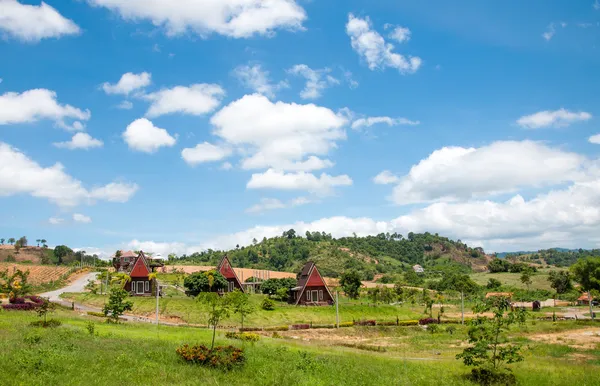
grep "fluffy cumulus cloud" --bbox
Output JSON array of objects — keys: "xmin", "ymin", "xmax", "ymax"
[
  {"xmin": 517, "ymin": 108, "xmax": 592, "ymax": 129},
  {"xmin": 0, "ymin": 0, "xmax": 80, "ymax": 42},
  {"xmin": 0, "ymin": 88, "xmax": 90, "ymax": 131},
  {"xmin": 102, "ymin": 72, "xmax": 151, "ymax": 95},
  {"xmin": 233, "ymin": 64, "xmax": 287, "ymax": 99},
  {"xmin": 181, "ymin": 142, "xmax": 232, "ymax": 166},
  {"xmin": 73, "ymin": 213, "xmax": 91, "ymax": 223},
  {"xmin": 48, "ymin": 217, "xmax": 64, "ymax": 225},
  {"xmin": 247, "ymin": 169, "xmax": 352, "ymax": 195},
  {"xmin": 117, "ymin": 101, "xmax": 133, "ymax": 110},
  {"xmin": 287, "ymin": 64, "xmax": 339, "ymax": 99},
  {"xmin": 373, "ymin": 170, "xmax": 399, "ymax": 185},
  {"xmin": 143, "ymin": 84, "xmax": 225, "ymax": 118},
  {"xmin": 246, "ymin": 196, "xmax": 311, "ymax": 214},
  {"xmin": 589, "ymin": 134, "xmax": 600, "ymax": 144},
  {"xmin": 86, "ymin": 0, "xmax": 306, "ymax": 38},
  {"xmin": 385, "ymin": 24, "xmax": 411, "ymax": 43},
  {"xmin": 352, "ymin": 116, "xmax": 420, "ymax": 130},
  {"xmin": 346, "ymin": 14, "xmax": 421, "ymax": 74},
  {"xmin": 389, "ymin": 141, "xmax": 587, "ymax": 205},
  {"xmin": 54, "ymin": 132, "xmax": 103, "ymax": 150},
  {"xmin": 122, "ymin": 118, "xmax": 176, "ymax": 153},
  {"xmin": 0, "ymin": 142, "xmax": 138, "ymax": 207},
  {"xmin": 211, "ymin": 94, "xmax": 347, "ymax": 171}
]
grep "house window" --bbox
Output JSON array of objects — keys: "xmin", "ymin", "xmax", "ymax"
[
  {"xmin": 319, "ymin": 290, "xmax": 323, "ymax": 301},
  {"xmin": 229, "ymin": 281, "xmax": 234, "ymax": 292},
  {"xmin": 145, "ymin": 281, "xmax": 149, "ymax": 291},
  {"xmin": 306, "ymin": 291, "xmax": 311, "ymax": 301}
]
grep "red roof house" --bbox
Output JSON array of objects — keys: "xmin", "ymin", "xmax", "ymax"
[
  {"xmin": 577, "ymin": 293, "xmax": 594, "ymax": 305},
  {"xmin": 114, "ymin": 251, "xmax": 158, "ymax": 296},
  {"xmin": 217, "ymin": 256, "xmax": 244, "ymax": 293},
  {"xmin": 290, "ymin": 262, "xmax": 334, "ymax": 306}
]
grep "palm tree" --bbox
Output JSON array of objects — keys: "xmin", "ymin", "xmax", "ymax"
[
  {"xmin": 0, "ymin": 238, "xmax": 4, "ymax": 245},
  {"xmin": 41, "ymin": 239, "xmax": 47, "ymax": 248},
  {"xmin": 8, "ymin": 238, "xmax": 15, "ymax": 246},
  {"xmin": 36, "ymin": 239, "xmax": 40, "ymax": 247},
  {"xmin": 111, "ymin": 273, "xmax": 131, "ymax": 289}
]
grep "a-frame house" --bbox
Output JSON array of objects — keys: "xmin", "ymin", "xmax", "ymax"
[
  {"xmin": 217, "ymin": 256, "xmax": 244, "ymax": 293},
  {"xmin": 118, "ymin": 251, "xmax": 155, "ymax": 296},
  {"xmin": 290, "ymin": 262, "xmax": 334, "ymax": 305}
]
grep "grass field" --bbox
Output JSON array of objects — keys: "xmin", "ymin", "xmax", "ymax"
[
  {"xmin": 61, "ymin": 291, "xmax": 427, "ymax": 327},
  {"xmin": 1, "ymin": 309, "xmax": 599, "ymax": 385},
  {"xmin": 469, "ymin": 268, "xmax": 563, "ymax": 291}
]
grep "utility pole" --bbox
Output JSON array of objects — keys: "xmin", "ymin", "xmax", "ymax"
[
  {"xmin": 156, "ymin": 280, "xmax": 160, "ymax": 326},
  {"xmin": 461, "ymin": 291, "xmax": 465, "ymax": 325},
  {"xmin": 335, "ymin": 290, "xmax": 340, "ymax": 328},
  {"xmin": 589, "ymin": 291, "xmax": 594, "ymax": 321}
]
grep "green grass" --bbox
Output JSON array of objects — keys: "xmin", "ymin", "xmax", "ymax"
[
  {"xmin": 61, "ymin": 292, "xmax": 425, "ymax": 327},
  {"xmin": 469, "ymin": 270, "xmax": 557, "ymax": 291},
  {"xmin": 0, "ymin": 310, "xmax": 599, "ymax": 385}
]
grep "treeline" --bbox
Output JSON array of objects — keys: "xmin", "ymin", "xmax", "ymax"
[
  {"xmin": 504, "ymin": 248, "xmax": 600, "ymax": 267},
  {"xmin": 167, "ymin": 230, "xmax": 486, "ymax": 278}
]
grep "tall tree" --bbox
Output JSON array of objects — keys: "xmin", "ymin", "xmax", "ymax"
[
  {"xmin": 520, "ymin": 270, "xmax": 532, "ymax": 291},
  {"xmin": 0, "ymin": 238, "xmax": 4, "ymax": 245},
  {"xmin": 340, "ymin": 270, "xmax": 362, "ymax": 299},
  {"xmin": 41, "ymin": 239, "xmax": 47, "ymax": 248},
  {"xmin": 54, "ymin": 245, "xmax": 73, "ymax": 265},
  {"xmin": 547, "ymin": 271, "xmax": 573, "ymax": 295}
]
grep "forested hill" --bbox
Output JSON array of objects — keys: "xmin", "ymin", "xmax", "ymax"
[
  {"xmin": 167, "ymin": 231, "xmax": 492, "ymax": 279},
  {"xmin": 503, "ymin": 248, "xmax": 600, "ymax": 267}
]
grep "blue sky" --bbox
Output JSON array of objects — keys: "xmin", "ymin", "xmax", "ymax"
[{"xmin": 1, "ymin": 0, "xmax": 600, "ymax": 257}]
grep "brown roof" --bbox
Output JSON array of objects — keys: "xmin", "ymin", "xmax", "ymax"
[
  {"xmin": 578, "ymin": 293, "xmax": 593, "ymax": 301},
  {"xmin": 116, "ymin": 250, "xmax": 137, "ymax": 258},
  {"xmin": 485, "ymin": 292, "xmax": 513, "ymax": 298},
  {"xmin": 295, "ymin": 261, "xmax": 315, "ymax": 290}
]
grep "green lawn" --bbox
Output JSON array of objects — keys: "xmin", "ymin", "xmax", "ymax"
[
  {"xmin": 61, "ymin": 292, "xmax": 426, "ymax": 327},
  {"xmin": 1, "ymin": 309, "xmax": 599, "ymax": 385},
  {"xmin": 469, "ymin": 269, "xmax": 561, "ymax": 291}
]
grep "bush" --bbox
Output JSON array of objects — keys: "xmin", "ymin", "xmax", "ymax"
[
  {"xmin": 468, "ymin": 368, "xmax": 516, "ymax": 386},
  {"xmin": 339, "ymin": 321, "xmax": 354, "ymax": 327},
  {"xmin": 225, "ymin": 332, "xmax": 260, "ymax": 342},
  {"xmin": 2, "ymin": 303, "xmax": 36, "ymax": 310},
  {"xmin": 176, "ymin": 344, "xmax": 245, "ymax": 370},
  {"xmin": 339, "ymin": 343, "xmax": 386, "ymax": 352},
  {"xmin": 446, "ymin": 325, "xmax": 457, "ymax": 335},
  {"xmin": 355, "ymin": 320, "xmax": 376, "ymax": 326},
  {"xmin": 310, "ymin": 323, "xmax": 335, "ymax": 329},
  {"xmin": 428, "ymin": 324, "xmax": 440, "ymax": 334},
  {"xmin": 264, "ymin": 325, "xmax": 288, "ymax": 331},
  {"xmin": 291, "ymin": 323, "xmax": 310, "ymax": 330},
  {"xmin": 261, "ymin": 298, "xmax": 275, "ymax": 311},
  {"xmin": 9, "ymin": 297, "xmax": 25, "ymax": 304},
  {"xmin": 378, "ymin": 321, "xmax": 398, "ymax": 326},
  {"xmin": 398, "ymin": 320, "xmax": 419, "ymax": 326},
  {"xmin": 30, "ymin": 319, "xmax": 61, "ymax": 328},
  {"xmin": 87, "ymin": 311, "xmax": 106, "ymax": 318},
  {"xmin": 239, "ymin": 327, "xmax": 262, "ymax": 332},
  {"xmin": 418, "ymin": 318, "xmax": 438, "ymax": 325},
  {"xmin": 86, "ymin": 321, "xmax": 96, "ymax": 335}
]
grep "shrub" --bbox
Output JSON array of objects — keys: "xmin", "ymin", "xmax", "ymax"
[
  {"xmin": 428, "ymin": 324, "xmax": 440, "ymax": 334},
  {"xmin": 468, "ymin": 368, "xmax": 516, "ymax": 386},
  {"xmin": 339, "ymin": 321, "xmax": 354, "ymax": 327},
  {"xmin": 239, "ymin": 327, "xmax": 262, "ymax": 332},
  {"xmin": 291, "ymin": 323, "xmax": 310, "ymax": 330},
  {"xmin": 311, "ymin": 323, "xmax": 335, "ymax": 329},
  {"xmin": 398, "ymin": 320, "xmax": 419, "ymax": 326},
  {"xmin": 225, "ymin": 332, "xmax": 260, "ymax": 342},
  {"xmin": 176, "ymin": 344, "xmax": 245, "ymax": 370},
  {"xmin": 378, "ymin": 321, "xmax": 398, "ymax": 326},
  {"xmin": 87, "ymin": 311, "xmax": 106, "ymax": 318},
  {"xmin": 418, "ymin": 318, "xmax": 438, "ymax": 325},
  {"xmin": 86, "ymin": 321, "xmax": 96, "ymax": 336},
  {"xmin": 30, "ymin": 319, "xmax": 61, "ymax": 328},
  {"xmin": 355, "ymin": 320, "xmax": 376, "ymax": 326},
  {"xmin": 2, "ymin": 303, "xmax": 35, "ymax": 310},
  {"xmin": 271, "ymin": 332, "xmax": 283, "ymax": 339},
  {"xmin": 339, "ymin": 343, "xmax": 386, "ymax": 352},
  {"xmin": 446, "ymin": 325, "xmax": 457, "ymax": 335},
  {"xmin": 264, "ymin": 325, "xmax": 288, "ymax": 331},
  {"xmin": 10, "ymin": 297, "xmax": 25, "ymax": 304},
  {"xmin": 261, "ymin": 298, "xmax": 275, "ymax": 311}
]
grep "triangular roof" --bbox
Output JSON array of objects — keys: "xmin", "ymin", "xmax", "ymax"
[
  {"xmin": 130, "ymin": 251, "xmax": 151, "ymax": 278},
  {"xmin": 294, "ymin": 262, "xmax": 333, "ymax": 305},
  {"xmin": 217, "ymin": 255, "xmax": 244, "ymax": 292}
]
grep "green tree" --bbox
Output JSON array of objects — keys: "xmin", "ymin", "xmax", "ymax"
[
  {"xmin": 54, "ymin": 245, "xmax": 73, "ymax": 265},
  {"xmin": 456, "ymin": 296, "xmax": 527, "ymax": 383},
  {"xmin": 41, "ymin": 239, "xmax": 47, "ymax": 248},
  {"xmin": 487, "ymin": 258, "xmax": 510, "ymax": 273},
  {"xmin": 486, "ymin": 278, "xmax": 502, "ymax": 290},
  {"xmin": 1, "ymin": 238, "xmax": 5, "ymax": 245},
  {"xmin": 570, "ymin": 257, "xmax": 600, "ymax": 292},
  {"xmin": 340, "ymin": 270, "xmax": 362, "ymax": 299},
  {"xmin": 103, "ymin": 287, "xmax": 133, "ymax": 323},
  {"xmin": 404, "ymin": 269, "xmax": 424, "ymax": 286},
  {"xmin": 520, "ymin": 270, "xmax": 532, "ymax": 291},
  {"xmin": 16, "ymin": 236, "xmax": 27, "ymax": 247},
  {"xmin": 228, "ymin": 290, "xmax": 254, "ymax": 329},
  {"xmin": 36, "ymin": 239, "xmax": 41, "ymax": 247},
  {"xmin": 183, "ymin": 270, "xmax": 227, "ymax": 296},
  {"xmin": 547, "ymin": 271, "xmax": 573, "ymax": 295},
  {"xmin": 36, "ymin": 298, "xmax": 56, "ymax": 325},
  {"xmin": 197, "ymin": 292, "xmax": 231, "ymax": 349},
  {"xmin": 8, "ymin": 238, "xmax": 15, "ymax": 246}
]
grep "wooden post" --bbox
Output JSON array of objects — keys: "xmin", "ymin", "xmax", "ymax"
[
  {"xmin": 461, "ymin": 291, "xmax": 465, "ymax": 325},
  {"xmin": 589, "ymin": 291, "xmax": 594, "ymax": 321},
  {"xmin": 155, "ymin": 280, "xmax": 160, "ymax": 326},
  {"xmin": 335, "ymin": 290, "xmax": 340, "ymax": 328}
]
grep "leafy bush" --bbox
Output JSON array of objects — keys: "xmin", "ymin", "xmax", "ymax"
[
  {"xmin": 2, "ymin": 303, "xmax": 36, "ymax": 310},
  {"xmin": 446, "ymin": 325, "xmax": 457, "ymax": 335},
  {"xmin": 10, "ymin": 297, "xmax": 25, "ymax": 304},
  {"xmin": 176, "ymin": 344, "xmax": 245, "ymax": 370},
  {"xmin": 239, "ymin": 327, "xmax": 262, "ymax": 332},
  {"xmin": 23, "ymin": 332, "xmax": 42, "ymax": 345},
  {"xmin": 339, "ymin": 321, "xmax": 354, "ymax": 327},
  {"xmin": 86, "ymin": 321, "xmax": 96, "ymax": 335},
  {"xmin": 378, "ymin": 321, "xmax": 398, "ymax": 326},
  {"xmin": 468, "ymin": 368, "xmax": 516, "ymax": 386},
  {"xmin": 264, "ymin": 325, "xmax": 288, "ymax": 331},
  {"xmin": 183, "ymin": 270, "xmax": 227, "ymax": 296},
  {"xmin": 261, "ymin": 298, "xmax": 275, "ymax": 311},
  {"xmin": 428, "ymin": 324, "xmax": 440, "ymax": 334},
  {"xmin": 291, "ymin": 323, "xmax": 310, "ymax": 330},
  {"xmin": 339, "ymin": 343, "xmax": 386, "ymax": 352},
  {"xmin": 310, "ymin": 323, "xmax": 335, "ymax": 329},
  {"xmin": 398, "ymin": 320, "xmax": 419, "ymax": 326},
  {"xmin": 355, "ymin": 320, "xmax": 376, "ymax": 326},
  {"xmin": 418, "ymin": 318, "xmax": 438, "ymax": 325},
  {"xmin": 30, "ymin": 319, "xmax": 61, "ymax": 328},
  {"xmin": 225, "ymin": 332, "xmax": 260, "ymax": 342}
]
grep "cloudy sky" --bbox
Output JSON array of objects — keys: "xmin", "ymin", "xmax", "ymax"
[{"xmin": 1, "ymin": 0, "xmax": 600, "ymax": 258}]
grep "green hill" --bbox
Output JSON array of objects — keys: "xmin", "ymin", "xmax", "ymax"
[{"xmin": 167, "ymin": 231, "xmax": 493, "ymax": 279}]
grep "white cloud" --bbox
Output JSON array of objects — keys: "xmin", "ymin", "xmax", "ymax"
[
  {"xmin": 54, "ymin": 132, "xmax": 103, "ymax": 150},
  {"xmin": 352, "ymin": 116, "xmax": 420, "ymax": 130},
  {"xmin": 86, "ymin": 0, "xmax": 306, "ymax": 38},
  {"xmin": 89, "ymin": 182, "xmax": 139, "ymax": 203},
  {"xmin": 386, "ymin": 25, "xmax": 411, "ymax": 43},
  {"xmin": 589, "ymin": 134, "xmax": 600, "ymax": 144},
  {"xmin": 389, "ymin": 141, "xmax": 586, "ymax": 205},
  {"xmin": 143, "ymin": 84, "xmax": 224, "ymax": 118},
  {"xmin": 127, "ymin": 239, "xmax": 193, "ymax": 257},
  {"xmin": 221, "ymin": 162, "xmax": 233, "ymax": 170},
  {"xmin": 542, "ymin": 23, "xmax": 555, "ymax": 41},
  {"xmin": 343, "ymin": 70, "xmax": 359, "ymax": 89},
  {"xmin": 210, "ymin": 94, "xmax": 347, "ymax": 171},
  {"xmin": 102, "ymin": 72, "xmax": 151, "ymax": 95},
  {"xmin": 181, "ymin": 142, "xmax": 232, "ymax": 166},
  {"xmin": 48, "ymin": 217, "xmax": 64, "ymax": 225},
  {"xmin": 122, "ymin": 118, "xmax": 176, "ymax": 153},
  {"xmin": 517, "ymin": 108, "xmax": 592, "ymax": 129},
  {"xmin": 346, "ymin": 14, "xmax": 421, "ymax": 74},
  {"xmin": 0, "ymin": 88, "xmax": 90, "ymax": 130},
  {"xmin": 116, "ymin": 100, "xmax": 133, "ymax": 110},
  {"xmin": 233, "ymin": 64, "xmax": 287, "ymax": 99},
  {"xmin": 247, "ymin": 169, "xmax": 352, "ymax": 195},
  {"xmin": 0, "ymin": 142, "xmax": 138, "ymax": 206},
  {"xmin": 287, "ymin": 64, "xmax": 339, "ymax": 99},
  {"xmin": 373, "ymin": 170, "xmax": 399, "ymax": 185},
  {"xmin": 246, "ymin": 196, "xmax": 312, "ymax": 214},
  {"xmin": 73, "ymin": 213, "xmax": 91, "ymax": 223},
  {"xmin": 0, "ymin": 0, "xmax": 80, "ymax": 42}
]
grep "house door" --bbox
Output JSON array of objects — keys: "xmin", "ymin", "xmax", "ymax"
[
  {"xmin": 311, "ymin": 290, "xmax": 319, "ymax": 303},
  {"xmin": 136, "ymin": 281, "xmax": 144, "ymax": 294}
]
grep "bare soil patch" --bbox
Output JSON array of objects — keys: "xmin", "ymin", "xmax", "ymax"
[{"xmin": 528, "ymin": 328, "xmax": 600, "ymax": 349}]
